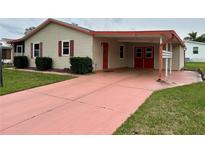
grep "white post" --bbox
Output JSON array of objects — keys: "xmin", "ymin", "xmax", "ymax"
[
  {"xmin": 165, "ymin": 43, "xmax": 168, "ymax": 77},
  {"xmin": 158, "ymin": 37, "xmax": 163, "ymax": 80},
  {"xmin": 169, "ymin": 42, "xmax": 172, "ymax": 74},
  {"xmin": 165, "ymin": 59, "xmax": 168, "ymax": 77}
]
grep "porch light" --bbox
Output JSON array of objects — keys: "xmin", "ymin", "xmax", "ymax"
[{"xmin": 0, "ymin": 42, "xmax": 3, "ymax": 87}]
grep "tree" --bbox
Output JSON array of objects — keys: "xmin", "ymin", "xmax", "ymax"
[
  {"xmin": 195, "ymin": 34, "xmax": 205, "ymax": 42},
  {"xmin": 184, "ymin": 32, "xmax": 205, "ymax": 43},
  {"xmin": 184, "ymin": 32, "xmax": 198, "ymax": 41},
  {"xmin": 24, "ymin": 26, "xmax": 36, "ymax": 35}
]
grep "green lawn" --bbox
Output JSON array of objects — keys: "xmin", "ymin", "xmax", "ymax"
[
  {"xmin": 0, "ymin": 69, "xmax": 74, "ymax": 96},
  {"xmin": 185, "ymin": 62, "xmax": 205, "ymax": 72},
  {"xmin": 115, "ymin": 82, "xmax": 205, "ymax": 135}
]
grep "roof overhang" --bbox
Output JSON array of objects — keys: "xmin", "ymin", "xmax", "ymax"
[
  {"xmin": 92, "ymin": 30, "xmax": 185, "ymax": 47},
  {"xmin": 10, "ymin": 18, "xmax": 185, "ymax": 47}
]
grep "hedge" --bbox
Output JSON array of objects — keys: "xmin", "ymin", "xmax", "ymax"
[
  {"xmin": 14, "ymin": 56, "xmax": 28, "ymax": 68},
  {"xmin": 35, "ymin": 57, "xmax": 52, "ymax": 71},
  {"xmin": 70, "ymin": 57, "xmax": 93, "ymax": 74}
]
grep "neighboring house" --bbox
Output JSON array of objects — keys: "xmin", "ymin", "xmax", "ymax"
[
  {"xmin": 185, "ymin": 40, "xmax": 205, "ymax": 62},
  {"xmin": 0, "ymin": 38, "xmax": 13, "ymax": 63},
  {"xmin": 11, "ymin": 18, "xmax": 185, "ymax": 79}
]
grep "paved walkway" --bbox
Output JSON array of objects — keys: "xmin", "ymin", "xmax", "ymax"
[{"xmin": 0, "ymin": 69, "xmax": 201, "ymax": 134}]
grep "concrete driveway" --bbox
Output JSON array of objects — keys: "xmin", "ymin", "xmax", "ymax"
[{"xmin": 0, "ymin": 69, "xmax": 200, "ymax": 134}]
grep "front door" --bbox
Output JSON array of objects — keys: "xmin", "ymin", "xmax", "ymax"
[
  {"xmin": 134, "ymin": 46, "xmax": 154, "ymax": 68},
  {"xmin": 102, "ymin": 43, "xmax": 108, "ymax": 69}
]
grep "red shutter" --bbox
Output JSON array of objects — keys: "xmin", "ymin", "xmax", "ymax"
[
  {"xmin": 30, "ymin": 43, "xmax": 33, "ymax": 58},
  {"xmin": 58, "ymin": 41, "xmax": 62, "ymax": 57},
  {"xmin": 40, "ymin": 42, "xmax": 43, "ymax": 57},
  {"xmin": 70, "ymin": 40, "xmax": 74, "ymax": 57}
]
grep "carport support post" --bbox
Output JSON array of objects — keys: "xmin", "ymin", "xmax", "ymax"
[
  {"xmin": 169, "ymin": 42, "xmax": 172, "ymax": 74},
  {"xmin": 165, "ymin": 43, "xmax": 168, "ymax": 77},
  {"xmin": 158, "ymin": 37, "xmax": 163, "ymax": 81}
]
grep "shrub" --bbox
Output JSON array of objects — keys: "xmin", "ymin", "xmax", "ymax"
[
  {"xmin": 14, "ymin": 56, "xmax": 28, "ymax": 68},
  {"xmin": 70, "ymin": 57, "xmax": 93, "ymax": 74},
  {"xmin": 35, "ymin": 57, "xmax": 52, "ymax": 71}
]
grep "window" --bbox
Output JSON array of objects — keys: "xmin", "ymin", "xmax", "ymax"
[
  {"xmin": 119, "ymin": 45, "xmax": 124, "ymax": 59},
  {"xmin": 193, "ymin": 47, "xmax": 199, "ymax": 54},
  {"xmin": 33, "ymin": 43, "xmax": 40, "ymax": 57},
  {"xmin": 136, "ymin": 48, "xmax": 142, "ymax": 58},
  {"xmin": 62, "ymin": 41, "xmax": 70, "ymax": 56},
  {"xmin": 145, "ymin": 48, "xmax": 153, "ymax": 58},
  {"xmin": 16, "ymin": 45, "xmax": 23, "ymax": 56}
]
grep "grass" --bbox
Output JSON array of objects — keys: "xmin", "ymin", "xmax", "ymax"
[
  {"xmin": 0, "ymin": 68, "xmax": 74, "ymax": 95},
  {"xmin": 114, "ymin": 82, "xmax": 205, "ymax": 135},
  {"xmin": 2, "ymin": 63, "xmax": 13, "ymax": 68},
  {"xmin": 185, "ymin": 62, "xmax": 205, "ymax": 72}
]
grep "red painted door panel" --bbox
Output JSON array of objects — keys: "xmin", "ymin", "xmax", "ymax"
[
  {"xmin": 102, "ymin": 43, "xmax": 108, "ymax": 69},
  {"xmin": 134, "ymin": 46, "xmax": 154, "ymax": 68},
  {"xmin": 144, "ymin": 47, "xmax": 154, "ymax": 68},
  {"xmin": 135, "ymin": 47, "xmax": 143, "ymax": 68}
]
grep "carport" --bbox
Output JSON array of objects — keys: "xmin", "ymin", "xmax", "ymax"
[{"xmin": 92, "ymin": 30, "xmax": 185, "ymax": 80}]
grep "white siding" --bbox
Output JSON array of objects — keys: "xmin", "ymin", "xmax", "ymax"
[{"xmin": 185, "ymin": 41, "xmax": 205, "ymax": 62}]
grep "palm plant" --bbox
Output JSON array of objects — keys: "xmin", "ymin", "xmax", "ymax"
[{"xmin": 184, "ymin": 32, "xmax": 198, "ymax": 41}]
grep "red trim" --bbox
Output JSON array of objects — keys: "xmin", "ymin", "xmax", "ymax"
[
  {"xmin": 58, "ymin": 41, "xmax": 62, "ymax": 57},
  {"xmin": 40, "ymin": 42, "xmax": 43, "ymax": 57},
  {"xmin": 102, "ymin": 42, "xmax": 108, "ymax": 69},
  {"xmin": 10, "ymin": 18, "xmax": 184, "ymax": 47},
  {"xmin": 30, "ymin": 43, "xmax": 33, "ymax": 58},
  {"xmin": 93, "ymin": 30, "xmax": 172, "ymax": 35},
  {"xmin": 70, "ymin": 40, "xmax": 74, "ymax": 57},
  {"xmin": 158, "ymin": 44, "xmax": 163, "ymax": 80}
]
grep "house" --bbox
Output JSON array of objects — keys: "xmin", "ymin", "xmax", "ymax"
[
  {"xmin": 11, "ymin": 18, "xmax": 185, "ymax": 80},
  {"xmin": 0, "ymin": 38, "xmax": 13, "ymax": 64},
  {"xmin": 184, "ymin": 40, "xmax": 205, "ymax": 62}
]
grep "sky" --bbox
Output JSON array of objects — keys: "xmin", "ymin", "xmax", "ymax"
[{"xmin": 1, "ymin": 18, "xmax": 205, "ymax": 39}]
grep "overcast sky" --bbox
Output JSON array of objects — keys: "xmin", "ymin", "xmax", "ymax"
[{"xmin": 1, "ymin": 18, "xmax": 205, "ymax": 39}]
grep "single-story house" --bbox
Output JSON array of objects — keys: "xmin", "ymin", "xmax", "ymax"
[
  {"xmin": 184, "ymin": 40, "xmax": 205, "ymax": 62},
  {"xmin": 11, "ymin": 18, "xmax": 185, "ymax": 80},
  {"xmin": 0, "ymin": 38, "xmax": 13, "ymax": 63}
]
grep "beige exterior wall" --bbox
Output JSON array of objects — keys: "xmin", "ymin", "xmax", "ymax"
[
  {"xmin": 171, "ymin": 44, "xmax": 185, "ymax": 70},
  {"xmin": 93, "ymin": 37, "xmax": 128, "ymax": 70},
  {"xmin": 24, "ymin": 23, "xmax": 93, "ymax": 69}
]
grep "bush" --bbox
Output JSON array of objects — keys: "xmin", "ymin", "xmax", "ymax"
[
  {"xmin": 35, "ymin": 57, "xmax": 52, "ymax": 71},
  {"xmin": 14, "ymin": 56, "xmax": 28, "ymax": 68},
  {"xmin": 70, "ymin": 57, "xmax": 93, "ymax": 74}
]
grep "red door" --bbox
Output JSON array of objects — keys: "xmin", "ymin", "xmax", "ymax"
[
  {"xmin": 135, "ymin": 47, "xmax": 143, "ymax": 68},
  {"xmin": 102, "ymin": 43, "xmax": 108, "ymax": 69},
  {"xmin": 134, "ymin": 46, "xmax": 154, "ymax": 68}
]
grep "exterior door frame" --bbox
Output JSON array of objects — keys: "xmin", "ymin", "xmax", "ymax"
[
  {"xmin": 102, "ymin": 42, "xmax": 108, "ymax": 69},
  {"xmin": 133, "ymin": 46, "xmax": 154, "ymax": 69}
]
